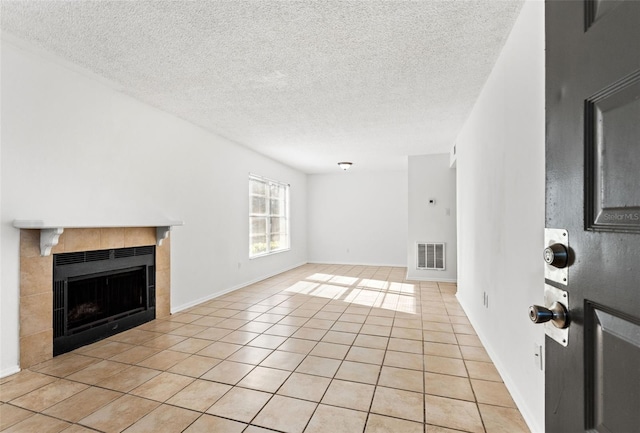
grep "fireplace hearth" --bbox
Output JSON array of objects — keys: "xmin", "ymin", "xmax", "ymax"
[{"xmin": 53, "ymin": 246, "xmax": 156, "ymax": 355}]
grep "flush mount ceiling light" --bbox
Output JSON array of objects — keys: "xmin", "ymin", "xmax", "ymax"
[{"xmin": 338, "ymin": 162, "xmax": 353, "ymax": 171}]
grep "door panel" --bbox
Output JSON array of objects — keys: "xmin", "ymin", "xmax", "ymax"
[
  {"xmin": 585, "ymin": 72, "xmax": 640, "ymax": 232},
  {"xmin": 585, "ymin": 0, "xmax": 624, "ymax": 29},
  {"xmin": 545, "ymin": 0, "xmax": 640, "ymax": 431},
  {"xmin": 585, "ymin": 304, "xmax": 640, "ymax": 432}
]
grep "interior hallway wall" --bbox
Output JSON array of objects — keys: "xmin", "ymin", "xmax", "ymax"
[
  {"xmin": 407, "ymin": 154, "xmax": 457, "ymax": 282},
  {"xmin": 455, "ymin": 2, "xmax": 545, "ymax": 431}
]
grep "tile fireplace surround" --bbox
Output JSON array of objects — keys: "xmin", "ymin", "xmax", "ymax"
[{"xmin": 19, "ymin": 227, "xmax": 171, "ymax": 369}]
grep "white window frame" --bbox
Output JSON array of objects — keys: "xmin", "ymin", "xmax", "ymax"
[{"xmin": 249, "ymin": 173, "xmax": 290, "ymax": 258}]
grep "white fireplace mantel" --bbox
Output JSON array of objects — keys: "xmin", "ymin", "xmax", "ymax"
[{"xmin": 13, "ymin": 220, "xmax": 184, "ymax": 256}]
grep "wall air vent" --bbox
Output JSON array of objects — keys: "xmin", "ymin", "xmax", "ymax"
[{"xmin": 416, "ymin": 242, "xmax": 445, "ymax": 270}]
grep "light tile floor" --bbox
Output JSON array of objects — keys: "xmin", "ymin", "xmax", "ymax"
[{"xmin": 0, "ymin": 264, "xmax": 530, "ymax": 433}]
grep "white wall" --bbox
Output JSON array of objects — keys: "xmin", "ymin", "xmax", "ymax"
[
  {"xmin": 0, "ymin": 38, "xmax": 307, "ymax": 375},
  {"xmin": 307, "ymin": 171, "xmax": 407, "ymax": 266},
  {"xmin": 407, "ymin": 154, "xmax": 457, "ymax": 282},
  {"xmin": 455, "ymin": 2, "xmax": 545, "ymax": 432}
]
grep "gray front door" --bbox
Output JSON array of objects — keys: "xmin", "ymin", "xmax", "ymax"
[{"xmin": 545, "ymin": 1, "xmax": 640, "ymax": 432}]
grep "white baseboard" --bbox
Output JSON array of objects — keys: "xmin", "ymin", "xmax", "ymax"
[
  {"xmin": 171, "ymin": 261, "xmax": 307, "ymax": 314},
  {"xmin": 0, "ymin": 365, "xmax": 21, "ymax": 379},
  {"xmin": 404, "ymin": 273, "xmax": 458, "ymax": 283},
  {"xmin": 306, "ymin": 260, "xmax": 406, "ymax": 268},
  {"xmin": 456, "ymin": 293, "xmax": 544, "ymax": 433}
]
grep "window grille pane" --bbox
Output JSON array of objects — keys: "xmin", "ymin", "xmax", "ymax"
[
  {"xmin": 251, "ymin": 235, "xmax": 267, "ymax": 255},
  {"xmin": 250, "ymin": 179, "xmax": 266, "ymax": 195},
  {"xmin": 251, "ymin": 196, "xmax": 267, "ymax": 215},
  {"xmin": 250, "ymin": 217, "xmax": 267, "ymax": 236},
  {"xmin": 273, "ymin": 218, "xmax": 287, "ymax": 235},
  {"xmin": 270, "ymin": 233, "xmax": 282, "ymax": 251},
  {"xmin": 270, "ymin": 199, "xmax": 283, "ymax": 215},
  {"xmin": 270, "ymin": 217, "xmax": 280, "ymax": 233}
]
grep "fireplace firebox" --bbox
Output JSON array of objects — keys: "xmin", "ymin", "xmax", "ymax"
[{"xmin": 53, "ymin": 246, "xmax": 156, "ymax": 356}]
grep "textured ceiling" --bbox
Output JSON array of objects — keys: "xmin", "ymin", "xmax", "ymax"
[{"xmin": 2, "ymin": 0, "xmax": 523, "ymax": 173}]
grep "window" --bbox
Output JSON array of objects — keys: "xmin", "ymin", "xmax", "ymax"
[{"xmin": 249, "ymin": 174, "xmax": 290, "ymax": 257}]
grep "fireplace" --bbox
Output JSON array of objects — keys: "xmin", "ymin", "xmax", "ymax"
[
  {"xmin": 16, "ymin": 226, "xmax": 174, "ymax": 369},
  {"xmin": 53, "ymin": 246, "xmax": 156, "ymax": 355}
]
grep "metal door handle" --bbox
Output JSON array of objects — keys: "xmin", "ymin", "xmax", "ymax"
[
  {"xmin": 529, "ymin": 302, "xmax": 568, "ymax": 329},
  {"xmin": 533, "ymin": 285, "xmax": 569, "ymax": 346}
]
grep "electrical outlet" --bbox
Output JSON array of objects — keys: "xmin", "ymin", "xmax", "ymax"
[{"xmin": 483, "ymin": 292, "xmax": 489, "ymax": 308}]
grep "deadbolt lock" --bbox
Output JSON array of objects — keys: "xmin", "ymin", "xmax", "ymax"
[
  {"xmin": 544, "ymin": 243, "xmax": 568, "ymax": 268},
  {"xmin": 544, "ymin": 228, "xmax": 569, "ymax": 285}
]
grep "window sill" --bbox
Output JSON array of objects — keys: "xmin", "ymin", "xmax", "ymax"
[{"xmin": 249, "ymin": 248, "xmax": 291, "ymax": 260}]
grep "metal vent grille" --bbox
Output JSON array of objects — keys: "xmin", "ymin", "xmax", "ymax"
[
  {"xmin": 148, "ymin": 265, "xmax": 156, "ymax": 308},
  {"xmin": 134, "ymin": 246, "xmax": 155, "ymax": 256},
  {"xmin": 53, "ymin": 280, "xmax": 66, "ymax": 338},
  {"xmin": 55, "ymin": 246, "xmax": 155, "ymax": 266},
  {"xmin": 55, "ymin": 250, "xmax": 110, "ymax": 266},
  {"xmin": 114, "ymin": 246, "xmax": 155, "ymax": 259},
  {"xmin": 417, "ymin": 242, "xmax": 445, "ymax": 270},
  {"xmin": 113, "ymin": 248, "xmax": 135, "ymax": 259},
  {"xmin": 86, "ymin": 250, "xmax": 110, "ymax": 262}
]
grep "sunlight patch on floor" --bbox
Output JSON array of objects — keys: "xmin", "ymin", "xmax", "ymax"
[{"xmin": 285, "ymin": 273, "xmax": 418, "ymax": 315}]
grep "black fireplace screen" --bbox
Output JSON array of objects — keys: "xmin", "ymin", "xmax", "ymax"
[
  {"xmin": 53, "ymin": 246, "xmax": 155, "ymax": 355},
  {"xmin": 67, "ymin": 267, "xmax": 146, "ymax": 331}
]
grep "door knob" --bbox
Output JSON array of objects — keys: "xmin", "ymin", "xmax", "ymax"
[
  {"xmin": 533, "ymin": 285, "xmax": 569, "ymax": 346},
  {"xmin": 529, "ymin": 302, "xmax": 568, "ymax": 329},
  {"xmin": 544, "ymin": 243, "xmax": 568, "ymax": 268}
]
